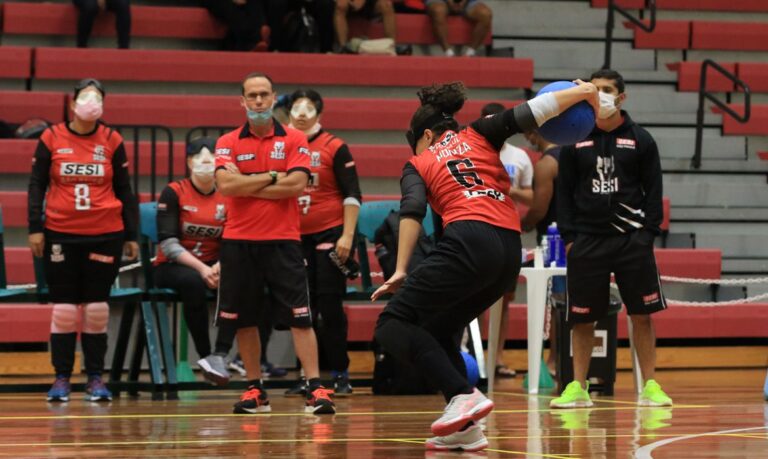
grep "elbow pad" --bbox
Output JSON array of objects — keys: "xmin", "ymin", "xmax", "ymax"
[
  {"xmin": 526, "ymin": 92, "xmax": 560, "ymax": 127},
  {"xmin": 159, "ymin": 237, "xmax": 186, "ymax": 262}
]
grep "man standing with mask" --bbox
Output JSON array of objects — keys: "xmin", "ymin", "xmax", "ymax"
[
  {"xmin": 214, "ymin": 72, "xmax": 335, "ymax": 415},
  {"xmin": 551, "ymin": 69, "xmax": 671, "ymax": 408}
]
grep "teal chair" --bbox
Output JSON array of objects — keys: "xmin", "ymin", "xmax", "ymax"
[
  {"xmin": 352, "ymin": 200, "xmax": 437, "ymax": 297},
  {"xmin": 0, "ymin": 207, "xmax": 33, "ymax": 301}
]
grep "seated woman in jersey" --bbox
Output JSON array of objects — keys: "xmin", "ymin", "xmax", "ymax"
[
  {"xmin": 28, "ymin": 78, "xmax": 139, "ymax": 402},
  {"xmin": 154, "ymin": 137, "xmax": 236, "ymax": 386},
  {"xmin": 284, "ymin": 88, "xmax": 363, "ymax": 397}
]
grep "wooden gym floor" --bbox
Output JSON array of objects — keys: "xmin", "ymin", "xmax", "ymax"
[{"xmin": 0, "ymin": 369, "xmax": 766, "ymax": 458}]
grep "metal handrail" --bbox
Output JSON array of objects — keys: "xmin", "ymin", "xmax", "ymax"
[
  {"xmin": 112, "ymin": 125, "xmax": 174, "ymax": 201},
  {"xmin": 604, "ymin": 0, "xmax": 656, "ymax": 69},
  {"xmin": 692, "ymin": 59, "xmax": 751, "ymax": 169}
]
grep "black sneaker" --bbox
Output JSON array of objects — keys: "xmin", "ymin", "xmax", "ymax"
[
  {"xmin": 333, "ymin": 374, "xmax": 353, "ymax": 397},
  {"xmin": 233, "ymin": 386, "xmax": 271, "ymax": 414},
  {"xmin": 305, "ymin": 386, "xmax": 336, "ymax": 414},
  {"xmin": 284, "ymin": 378, "xmax": 308, "ymax": 397}
]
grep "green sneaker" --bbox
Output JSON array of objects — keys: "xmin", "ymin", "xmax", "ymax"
[
  {"xmin": 550, "ymin": 381, "xmax": 593, "ymax": 408},
  {"xmin": 639, "ymin": 380, "xmax": 672, "ymax": 406}
]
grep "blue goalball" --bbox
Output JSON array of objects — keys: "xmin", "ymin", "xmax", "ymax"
[
  {"xmin": 536, "ymin": 80, "xmax": 596, "ymax": 146},
  {"xmin": 461, "ymin": 351, "xmax": 480, "ymax": 386}
]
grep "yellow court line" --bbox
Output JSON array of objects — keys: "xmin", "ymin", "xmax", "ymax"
[
  {"xmin": 491, "ymin": 391, "xmax": 708, "ymax": 408},
  {"xmin": 2, "ymin": 431, "xmax": 765, "ymax": 450},
  {"xmin": 0, "ymin": 403, "xmax": 711, "ymax": 422}
]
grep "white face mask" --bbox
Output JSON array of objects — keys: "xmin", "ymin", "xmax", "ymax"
[
  {"xmin": 598, "ymin": 91, "xmax": 619, "ymax": 119},
  {"xmin": 190, "ymin": 148, "xmax": 215, "ymax": 178}
]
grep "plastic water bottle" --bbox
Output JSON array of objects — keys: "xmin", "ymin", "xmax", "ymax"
[
  {"xmin": 546, "ymin": 223, "xmax": 565, "ymax": 267},
  {"xmin": 541, "ymin": 235, "xmax": 550, "ymax": 267}
]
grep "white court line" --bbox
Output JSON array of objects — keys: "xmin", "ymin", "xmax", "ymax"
[{"xmin": 634, "ymin": 426, "xmax": 768, "ymax": 459}]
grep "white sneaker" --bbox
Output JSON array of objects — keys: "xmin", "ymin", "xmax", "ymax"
[
  {"xmin": 445, "ymin": 48, "xmax": 456, "ymax": 57},
  {"xmin": 426, "ymin": 424, "xmax": 488, "ymax": 451},
  {"xmin": 197, "ymin": 354, "xmax": 230, "ymax": 386},
  {"xmin": 431, "ymin": 388, "xmax": 494, "ymax": 436}
]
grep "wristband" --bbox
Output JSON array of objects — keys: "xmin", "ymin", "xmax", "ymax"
[{"xmin": 269, "ymin": 170, "xmax": 278, "ymax": 185}]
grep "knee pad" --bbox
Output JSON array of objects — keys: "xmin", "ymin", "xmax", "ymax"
[
  {"xmin": 50, "ymin": 304, "xmax": 79, "ymax": 333},
  {"xmin": 83, "ymin": 302, "xmax": 109, "ymax": 334}
]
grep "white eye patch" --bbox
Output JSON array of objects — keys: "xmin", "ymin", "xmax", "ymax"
[
  {"xmin": 291, "ymin": 100, "xmax": 317, "ymax": 119},
  {"xmin": 76, "ymin": 91, "xmax": 103, "ymax": 105}
]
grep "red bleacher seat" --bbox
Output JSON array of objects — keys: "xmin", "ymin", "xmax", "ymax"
[
  {"xmin": 667, "ymin": 62, "xmax": 736, "ymax": 92},
  {"xmin": 0, "ymin": 91, "xmax": 66, "ymax": 124},
  {"xmin": 96, "ymin": 94, "xmax": 521, "ymax": 130},
  {"xmin": 0, "ymin": 305, "xmax": 54, "ymax": 343},
  {"xmin": 626, "ymin": 20, "xmax": 691, "ymax": 50},
  {"xmin": 691, "ymin": 21, "xmax": 768, "ymax": 51},
  {"xmin": 349, "ymin": 14, "xmax": 491, "ymax": 46},
  {"xmin": 654, "ymin": 248, "xmax": 721, "ymax": 279},
  {"xmin": 594, "ymin": 0, "xmax": 768, "ymax": 12},
  {"xmin": 0, "ymin": 46, "xmax": 32, "ymax": 79},
  {"xmin": 34, "ymin": 47, "xmax": 532, "ymax": 89},
  {"xmin": 737, "ymin": 62, "xmax": 768, "ymax": 93},
  {"xmin": 715, "ymin": 104, "xmax": 768, "ymax": 135},
  {"xmin": 1, "ymin": 2, "xmax": 225, "ymax": 39}
]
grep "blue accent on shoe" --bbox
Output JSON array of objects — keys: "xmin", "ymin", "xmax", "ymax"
[
  {"xmin": 331, "ymin": 370, "xmax": 349, "ymax": 379},
  {"xmin": 47, "ymin": 377, "xmax": 71, "ymax": 402}
]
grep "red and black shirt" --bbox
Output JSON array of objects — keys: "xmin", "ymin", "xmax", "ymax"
[
  {"xmin": 155, "ymin": 178, "xmax": 226, "ymax": 264},
  {"xmin": 28, "ymin": 122, "xmax": 138, "ymax": 241},
  {"xmin": 299, "ymin": 130, "xmax": 362, "ymax": 235},
  {"xmin": 400, "ymin": 108, "xmax": 535, "ymax": 233},
  {"xmin": 214, "ymin": 121, "xmax": 310, "ymax": 242}
]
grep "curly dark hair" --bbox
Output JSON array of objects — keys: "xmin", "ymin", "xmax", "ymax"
[{"xmin": 409, "ymin": 82, "xmax": 467, "ymax": 140}]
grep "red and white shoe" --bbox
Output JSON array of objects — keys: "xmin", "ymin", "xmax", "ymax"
[{"xmin": 431, "ymin": 389, "xmax": 494, "ymax": 436}]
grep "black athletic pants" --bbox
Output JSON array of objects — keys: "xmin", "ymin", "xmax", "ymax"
[
  {"xmin": 375, "ymin": 220, "xmax": 522, "ymax": 402},
  {"xmin": 72, "ymin": 0, "xmax": 131, "ymax": 49},
  {"xmin": 155, "ymin": 263, "xmax": 235, "ymax": 358}
]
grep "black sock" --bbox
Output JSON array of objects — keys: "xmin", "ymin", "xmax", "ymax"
[
  {"xmin": 307, "ymin": 377, "xmax": 323, "ymax": 393},
  {"xmin": 248, "ymin": 379, "xmax": 264, "ymax": 389},
  {"xmin": 81, "ymin": 333, "xmax": 108, "ymax": 375},
  {"xmin": 50, "ymin": 332, "xmax": 77, "ymax": 376},
  {"xmin": 459, "ymin": 421, "xmax": 474, "ymax": 432}
]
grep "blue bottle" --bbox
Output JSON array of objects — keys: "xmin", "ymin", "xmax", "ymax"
[{"xmin": 546, "ymin": 223, "xmax": 565, "ymax": 267}]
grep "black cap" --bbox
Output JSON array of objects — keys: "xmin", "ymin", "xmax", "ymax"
[
  {"xmin": 186, "ymin": 137, "xmax": 217, "ymax": 157},
  {"xmin": 74, "ymin": 78, "xmax": 105, "ymax": 99}
]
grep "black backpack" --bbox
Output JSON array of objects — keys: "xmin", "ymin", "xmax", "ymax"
[
  {"xmin": 373, "ymin": 210, "xmax": 434, "ymax": 280},
  {"xmin": 282, "ymin": 5, "xmax": 321, "ymax": 53}
]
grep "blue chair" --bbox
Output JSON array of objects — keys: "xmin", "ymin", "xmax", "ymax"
[{"xmin": 0, "ymin": 206, "xmax": 32, "ymax": 301}]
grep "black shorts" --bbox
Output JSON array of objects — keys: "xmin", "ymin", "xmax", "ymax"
[
  {"xmin": 378, "ymin": 220, "xmax": 522, "ymax": 338},
  {"xmin": 43, "ymin": 236, "xmax": 123, "ymax": 304},
  {"xmin": 301, "ymin": 225, "xmax": 354, "ymax": 296},
  {"xmin": 217, "ymin": 240, "xmax": 311, "ymax": 330},
  {"xmin": 566, "ymin": 231, "xmax": 666, "ymax": 324}
]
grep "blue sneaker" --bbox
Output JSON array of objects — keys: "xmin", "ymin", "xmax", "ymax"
[
  {"xmin": 85, "ymin": 376, "xmax": 113, "ymax": 402},
  {"xmin": 47, "ymin": 376, "xmax": 71, "ymax": 402}
]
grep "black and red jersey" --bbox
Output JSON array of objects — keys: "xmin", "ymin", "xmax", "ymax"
[
  {"xmin": 214, "ymin": 122, "xmax": 310, "ymax": 242},
  {"xmin": 28, "ymin": 122, "xmax": 138, "ymax": 240},
  {"xmin": 299, "ymin": 131, "xmax": 362, "ymax": 235},
  {"xmin": 155, "ymin": 178, "xmax": 226, "ymax": 264},
  {"xmin": 407, "ymin": 127, "xmax": 521, "ymax": 232}
]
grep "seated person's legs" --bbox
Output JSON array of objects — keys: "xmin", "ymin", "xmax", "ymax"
[
  {"xmin": 464, "ymin": 0, "xmax": 491, "ymax": 55},
  {"xmin": 425, "ymin": 0, "xmax": 451, "ymax": 54}
]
